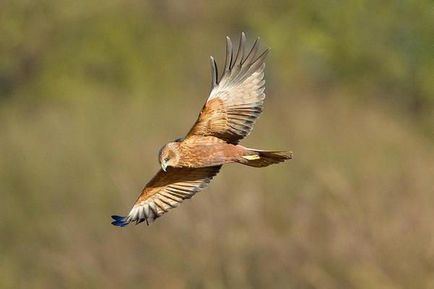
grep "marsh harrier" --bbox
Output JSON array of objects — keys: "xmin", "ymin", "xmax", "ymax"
[{"xmin": 112, "ymin": 33, "xmax": 292, "ymax": 226}]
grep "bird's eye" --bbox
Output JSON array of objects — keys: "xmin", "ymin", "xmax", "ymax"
[{"xmin": 164, "ymin": 157, "xmax": 170, "ymax": 162}]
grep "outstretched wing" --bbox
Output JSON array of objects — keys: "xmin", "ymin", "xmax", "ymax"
[
  {"xmin": 186, "ymin": 32, "xmax": 269, "ymax": 144},
  {"xmin": 111, "ymin": 166, "xmax": 221, "ymax": 226}
]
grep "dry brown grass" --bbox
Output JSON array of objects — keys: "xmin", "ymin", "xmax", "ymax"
[{"xmin": 0, "ymin": 90, "xmax": 433, "ymax": 289}]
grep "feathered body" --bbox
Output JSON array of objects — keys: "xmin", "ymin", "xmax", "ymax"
[{"xmin": 159, "ymin": 136, "xmax": 291, "ymax": 169}]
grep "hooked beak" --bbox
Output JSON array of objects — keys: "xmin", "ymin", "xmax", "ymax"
[{"xmin": 161, "ymin": 162, "xmax": 168, "ymax": 172}]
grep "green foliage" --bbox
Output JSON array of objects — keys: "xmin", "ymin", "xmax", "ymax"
[{"xmin": 0, "ymin": 1, "xmax": 433, "ymax": 288}]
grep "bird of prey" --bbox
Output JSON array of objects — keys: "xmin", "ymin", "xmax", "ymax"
[{"xmin": 112, "ymin": 33, "xmax": 292, "ymax": 227}]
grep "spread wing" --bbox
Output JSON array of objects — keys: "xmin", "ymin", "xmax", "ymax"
[
  {"xmin": 186, "ymin": 32, "xmax": 269, "ymax": 144},
  {"xmin": 111, "ymin": 166, "xmax": 221, "ymax": 226}
]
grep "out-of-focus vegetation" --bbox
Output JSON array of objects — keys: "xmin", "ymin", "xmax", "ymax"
[{"xmin": 0, "ymin": 0, "xmax": 433, "ymax": 288}]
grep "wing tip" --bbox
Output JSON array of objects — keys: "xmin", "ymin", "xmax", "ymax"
[
  {"xmin": 111, "ymin": 215, "xmax": 129, "ymax": 227},
  {"xmin": 217, "ymin": 33, "xmax": 269, "ymax": 85},
  {"xmin": 210, "ymin": 56, "xmax": 218, "ymax": 87}
]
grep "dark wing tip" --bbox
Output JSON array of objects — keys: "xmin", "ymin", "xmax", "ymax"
[
  {"xmin": 216, "ymin": 33, "xmax": 269, "ymax": 85},
  {"xmin": 111, "ymin": 215, "xmax": 129, "ymax": 227},
  {"xmin": 210, "ymin": 56, "xmax": 218, "ymax": 88}
]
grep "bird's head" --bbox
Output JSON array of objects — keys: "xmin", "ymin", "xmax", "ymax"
[{"xmin": 158, "ymin": 142, "xmax": 180, "ymax": 172}]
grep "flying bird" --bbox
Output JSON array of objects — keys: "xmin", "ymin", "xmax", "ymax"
[{"xmin": 111, "ymin": 33, "xmax": 293, "ymax": 227}]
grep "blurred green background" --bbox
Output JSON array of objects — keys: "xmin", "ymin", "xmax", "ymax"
[{"xmin": 0, "ymin": 0, "xmax": 433, "ymax": 288}]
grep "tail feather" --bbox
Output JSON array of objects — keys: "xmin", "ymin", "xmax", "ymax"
[{"xmin": 240, "ymin": 149, "xmax": 293, "ymax": 167}]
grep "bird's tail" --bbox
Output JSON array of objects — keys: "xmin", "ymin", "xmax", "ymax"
[{"xmin": 238, "ymin": 148, "xmax": 293, "ymax": 167}]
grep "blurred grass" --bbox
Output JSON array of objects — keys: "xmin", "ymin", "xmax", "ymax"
[{"xmin": 0, "ymin": 1, "xmax": 433, "ymax": 289}]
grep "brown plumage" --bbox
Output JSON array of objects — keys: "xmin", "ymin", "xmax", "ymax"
[{"xmin": 111, "ymin": 33, "xmax": 293, "ymax": 227}]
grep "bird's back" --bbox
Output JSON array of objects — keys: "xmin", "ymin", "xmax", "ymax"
[{"xmin": 177, "ymin": 136, "xmax": 244, "ymax": 168}]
